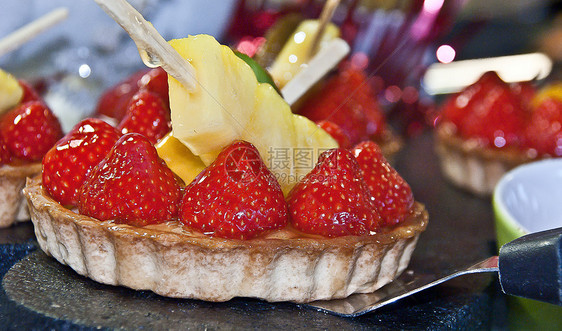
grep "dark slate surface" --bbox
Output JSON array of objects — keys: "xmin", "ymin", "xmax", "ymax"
[{"xmin": 0, "ymin": 133, "xmax": 507, "ymax": 329}]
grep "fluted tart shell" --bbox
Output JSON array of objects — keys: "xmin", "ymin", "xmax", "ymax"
[
  {"xmin": 24, "ymin": 176, "xmax": 428, "ymax": 303},
  {"xmin": 0, "ymin": 162, "xmax": 41, "ymax": 227}
]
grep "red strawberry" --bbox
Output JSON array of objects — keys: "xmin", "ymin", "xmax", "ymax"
[
  {"xmin": 18, "ymin": 80, "xmax": 42, "ymax": 103},
  {"xmin": 95, "ymin": 69, "xmax": 149, "ymax": 121},
  {"xmin": 138, "ymin": 67, "xmax": 169, "ymax": 108},
  {"xmin": 298, "ymin": 67, "xmax": 386, "ymax": 145},
  {"xmin": 117, "ymin": 90, "xmax": 171, "ymax": 144},
  {"xmin": 316, "ymin": 120, "xmax": 351, "ymax": 149},
  {"xmin": 459, "ymin": 83, "xmax": 528, "ymax": 147},
  {"xmin": 352, "ymin": 141, "xmax": 414, "ymax": 226},
  {"xmin": 288, "ymin": 148, "xmax": 381, "ymax": 237},
  {"xmin": 440, "ymin": 71, "xmax": 529, "ymax": 148},
  {"xmin": 0, "ymin": 101, "xmax": 63, "ymax": 161},
  {"xmin": 78, "ymin": 133, "xmax": 182, "ymax": 226},
  {"xmin": 441, "ymin": 71, "xmax": 505, "ymax": 128},
  {"xmin": 523, "ymin": 97, "xmax": 562, "ymax": 156},
  {"xmin": 180, "ymin": 141, "xmax": 288, "ymax": 240},
  {"xmin": 95, "ymin": 68, "xmax": 169, "ymax": 121},
  {"xmin": 511, "ymin": 80, "xmax": 536, "ymax": 110},
  {"xmin": 42, "ymin": 118, "xmax": 121, "ymax": 206},
  {"xmin": 0, "ymin": 133, "xmax": 11, "ymax": 165}
]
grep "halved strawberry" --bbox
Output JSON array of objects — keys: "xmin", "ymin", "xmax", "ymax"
[
  {"xmin": 523, "ymin": 97, "xmax": 562, "ymax": 156},
  {"xmin": 0, "ymin": 101, "xmax": 63, "ymax": 161},
  {"xmin": 316, "ymin": 120, "xmax": 351, "ymax": 149},
  {"xmin": 117, "ymin": 90, "xmax": 171, "ymax": 144},
  {"xmin": 352, "ymin": 141, "xmax": 414, "ymax": 226},
  {"xmin": 78, "ymin": 133, "xmax": 182, "ymax": 226},
  {"xmin": 180, "ymin": 141, "xmax": 288, "ymax": 240},
  {"xmin": 288, "ymin": 148, "xmax": 381, "ymax": 237},
  {"xmin": 42, "ymin": 118, "xmax": 121, "ymax": 206},
  {"xmin": 297, "ymin": 66, "xmax": 386, "ymax": 145}
]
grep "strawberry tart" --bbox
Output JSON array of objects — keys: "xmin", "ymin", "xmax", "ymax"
[
  {"xmin": 435, "ymin": 72, "xmax": 562, "ymax": 195},
  {"xmin": 24, "ymin": 34, "xmax": 427, "ymax": 303},
  {"xmin": 25, "ymin": 134, "xmax": 427, "ymax": 302},
  {"xmin": 0, "ymin": 71, "xmax": 63, "ymax": 227}
]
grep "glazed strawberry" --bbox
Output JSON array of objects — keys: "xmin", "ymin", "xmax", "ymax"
[
  {"xmin": 180, "ymin": 140, "xmax": 288, "ymax": 240},
  {"xmin": 441, "ymin": 71, "xmax": 505, "ymax": 128},
  {"xmin": 523, "ymin": 97, "xmax": 562, "ymax": 156},
  {"xmin": 0, "ymin": 101, "xmax": 63, "ymax": 161},
  {"xmin": 18, "ymin": 80, "xmax": 42, "ymax": 103},
  {"xmin": 42, "ymin": 118, "xmax": 121, "ymax": 206},
  {"xmin": 441, "ymin": 71, "xmax": 529, "ymax": 147},
  {"xmin": 298, "ymin": 66, "xmax": 386, "ymax": 145},
  {"xmin": 95, "ymin": 68, "xmax": 169, "ymax": 121},
  {"xmin": 0, "ymin": 133, "xmax": 11, "ymax": 165},
  {"xmin": 511, "ymin": 80, "xmax": 536, "ymax": 110},
  {"xmin": 95, "ymin": 69, "xmax": 149, "ymax": 121},
  {"xmin": 117, "ymin": 90, "xmax": 171, "ymax": 144},
  {"xmin": 316, "ymin": 120, "xmax": 351, "ymax": 149},
  {"xmin": 288, "ymin": 148, "xmax": 381, "ymax": 237},
  {"xmin": 459, "ymin": 84, "xmax": 528, "ymax": 147},
  {"xmin": 138, "ymin": 67, "xmax": 169, "ymax": 108},
  {"xmin": 352, "ymin": 141, "xmax": 414, "ymax": 226},
  {"xmin": 78, "ymin": 133, "xmax": 182, "ymax": 226}
]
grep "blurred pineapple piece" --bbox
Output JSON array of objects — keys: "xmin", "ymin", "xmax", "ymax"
[
  {"xmin": 0, "ymin": 68, "xmax": 23, "ymax": 115},
  {"xmin": 532, "ymin": 82, "xmax": 562, "ymax": 108},
  {"xmin": 268, "ymin": 20, "xmax": 339, "ymax": 88}
]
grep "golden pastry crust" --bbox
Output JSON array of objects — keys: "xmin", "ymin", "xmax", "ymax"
[
  {"xmin": 435, "ymin": 122, "xmax": 539, "ymax": 195},
  {"xmin": 0, "ymin": 163, "xmax": 41, "ymax": 227},
  {"xmin": 24, "ymin": 176, "xmax": 428, "ymax": 303}
]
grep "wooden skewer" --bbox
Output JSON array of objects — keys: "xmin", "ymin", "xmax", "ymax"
[
  {"xmin": 283, "ymin": 38, "xmax": 349, "ymax": 106},
  {"xmin": 0, "ymin": 8, "xmax": 69, "ymax": 58},
  {"xmin": 93, "ymin": 0, "xmax": 197, "ymax": 92},
  {"xmin": 307, "ymin": 0, "xmax": 341, "ymax": 59}
]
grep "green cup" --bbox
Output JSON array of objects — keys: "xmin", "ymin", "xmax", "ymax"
[{"xmin": 493, "ymin": 159, "xmax": 562, "ymax": 330}]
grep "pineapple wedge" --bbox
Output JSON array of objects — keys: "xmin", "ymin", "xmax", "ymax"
[
  {"xmin": 268, "ymin": 20, "xmax": 339, "ymax": 88},
  {"xmin": 0, "ymin": 68, "xmax": 23, "ymax": 115},
  {"xmin": 169, "ymin": 36, "xmax": 257, "ymax": 156},
  {"xmin": 155, "ymin": 133, "xmax": 206, "ymax": 185},
  {"xmin": 167, "ymin": 35, "xmax": 337, "ymax": 194}
]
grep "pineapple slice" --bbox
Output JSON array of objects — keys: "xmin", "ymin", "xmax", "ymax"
[
  {"xmin": 169, "ymin": 35, "xmax": 257, "ymax": 156},
  {"xmin": 0, "ymin": 68, "xmax": 23, "ymax": 115},
  {"xmin": 156, "ymin": 133, "xmax": 206, "ymax": 185},
  {"xmin": 268, "ymin": 20, "xmax": 339, "ymax": 88},
  {"xmin": 168, "ymin": 35, "xmax": 337, "ymax": 194}
]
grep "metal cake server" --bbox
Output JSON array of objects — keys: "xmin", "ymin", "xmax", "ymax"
[{"xmin": 304, "ymin": 227, "xmax": 562, "ymax": 317}]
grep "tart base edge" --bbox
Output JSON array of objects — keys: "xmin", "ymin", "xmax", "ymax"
[
  {"xmin": 24, "ymin": 176, "xmax": 428, "ymax": 303},
  {"xmin": 434, "ymin": 123, "xmax": 535, "ymax": 196},
  {"xmin": 0, "ymin": 163, "xmax": 42, "ymax": 227}
]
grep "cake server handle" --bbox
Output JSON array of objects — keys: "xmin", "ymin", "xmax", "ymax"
[
  {"xmin": 498, "ymin": 227, "xmax": 562, "ymax": 305},
  {"xmin": 305, "ymin": 227, "xmax": 562, "ymax": 317}
]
